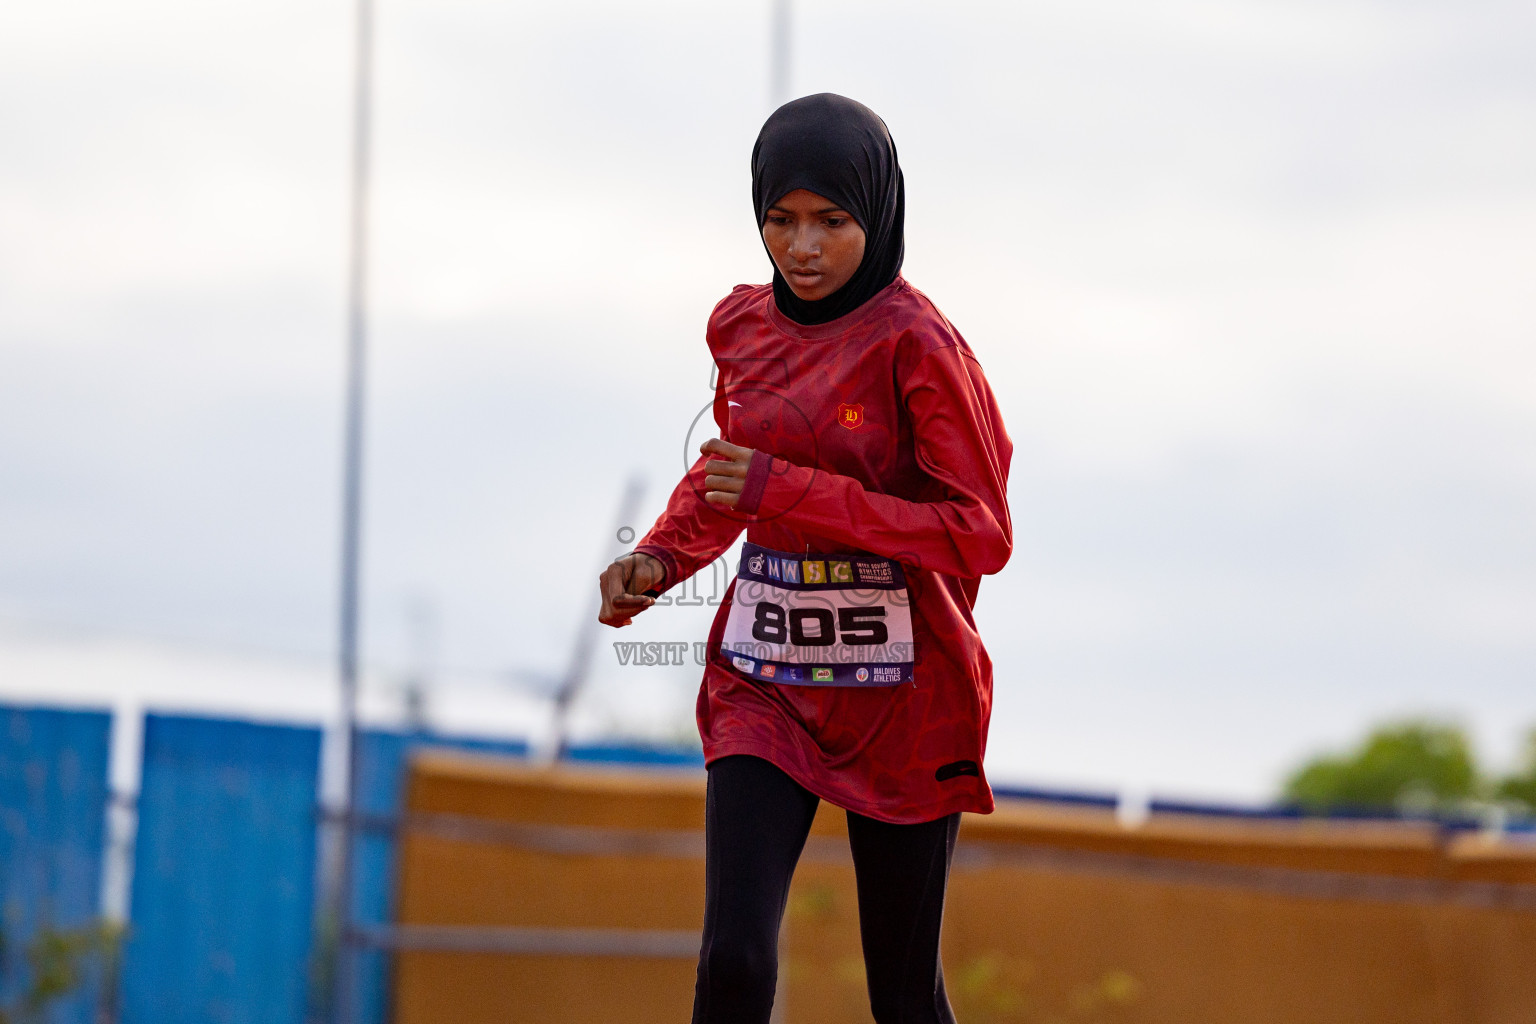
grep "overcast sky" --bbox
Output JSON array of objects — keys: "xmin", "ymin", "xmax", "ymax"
[{"xmin": 2, "ymin": 0, "xmax": 1533, "ymax": 800}]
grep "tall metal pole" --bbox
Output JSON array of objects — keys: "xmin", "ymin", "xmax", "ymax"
[
  {"xmin": 334, "ymin": 0, "xmax": 374, "ymax": 1016},
  {"xmin": 770, "ymin": 0, "xmax": 791, "ymax": 107}
]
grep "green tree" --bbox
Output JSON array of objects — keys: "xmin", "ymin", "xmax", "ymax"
[
  {"xmin": 1494, "ymin": 728, "xmax": 1536, "ymax": 810},
  {"xmin": 1283, "ymin": 721, "xmax": 1478, "ymax": 813}
]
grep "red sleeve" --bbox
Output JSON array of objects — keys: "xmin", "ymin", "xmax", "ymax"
[
  {"xmin": 740, "ymin": 345, "xmax": 1012, "ymax": 579},
  {"xmin": 633, "ymin": 453, "xmax": 746, "ymax": 591},
  {"xmin": 633, "ymin": 352, "xmax": 746, "ymax": 589}
]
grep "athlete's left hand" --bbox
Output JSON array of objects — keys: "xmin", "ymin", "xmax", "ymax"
[{"xmin": 701, "ymin": 438, "xmax": 755, "ymax": 508}]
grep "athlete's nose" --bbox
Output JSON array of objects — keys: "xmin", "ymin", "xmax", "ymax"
[{"xmin": 787, "ymin": 227, "xmax": 820, "ymax": 262}]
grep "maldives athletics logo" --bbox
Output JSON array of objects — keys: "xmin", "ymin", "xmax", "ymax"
[{"xmin": 837, "ymin": 403, "xmax": 864, "ymax": 430}]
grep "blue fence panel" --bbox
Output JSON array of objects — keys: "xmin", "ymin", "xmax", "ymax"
[
  {"xmin": 992, "ymin": 784, "xmax": 1119, "ymax": 810},
  {"xmin": 1148, "ymin": 797, "xmax": 1303, "ymax": 819},
  {"xmin": 1149, "ymin": 796, "xmax": 1493, "ymax": 831},
  {"xmin": 0, "ymin": 704, "xmax": 112, "ymax": 1024},
  {"xmin": 120, "ymin": 714, "xmax": 322, "ymax": 1024},
  {"xmin": 347, "ymin": 730, "xmax": 529, "ymax": 1024}
]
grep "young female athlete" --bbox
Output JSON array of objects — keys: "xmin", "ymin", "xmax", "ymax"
[{"xmin": 597, "ymin": 93, "xmax": 1012, "ymax": 1024}]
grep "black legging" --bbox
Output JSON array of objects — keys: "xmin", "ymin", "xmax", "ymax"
[{"xmin": 692, "ymin": 754, "xmax": 959, "ymax": 1024}]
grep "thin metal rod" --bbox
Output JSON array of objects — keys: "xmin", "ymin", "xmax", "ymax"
[
  {"xmin": 333, "ymin": 0, "xmax": 374, "ymax": 1017},
  {"xmin": 770, "ymin": 0, "xmax": 791, "ymax": 107}
]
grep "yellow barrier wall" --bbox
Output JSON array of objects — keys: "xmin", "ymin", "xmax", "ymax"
[{"xmin": 394, "ymin": 752, "xmax": 1536, "ymax": 1024}]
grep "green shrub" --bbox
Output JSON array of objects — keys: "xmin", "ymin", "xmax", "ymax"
[
  {"xmin": 1283, "ymin": 721, "xmax": 1477, "ymax": 813},
  {"xmin": 0, "ymin": 921, "xmax": 121, "ymax": 1024},
  {"xmin": 1494, "ymin": 728, "xmax": 1536, "ymax": 810}
]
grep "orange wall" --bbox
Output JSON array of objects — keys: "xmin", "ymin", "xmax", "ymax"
[{"xmin": 394, "ymin": 753, "xmax": 1536, "ymax": 1024}]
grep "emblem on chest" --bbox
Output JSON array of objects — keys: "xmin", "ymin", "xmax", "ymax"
[{"xmin": 837, "ymin": 403, "xmax": 865, "ymax": 430}]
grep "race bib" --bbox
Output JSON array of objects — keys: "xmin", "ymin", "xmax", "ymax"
[{"xmin": 720, "ymin": 543, "xmax": 914, "ymax": 686}]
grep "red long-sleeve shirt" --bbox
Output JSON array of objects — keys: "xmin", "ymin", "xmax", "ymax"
[{"xmin": 636, "ymin": 277, "xmax": 1013, "ymax": 823}]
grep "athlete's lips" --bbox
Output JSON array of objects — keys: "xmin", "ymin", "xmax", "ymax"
[{"xmin": 788, "ymin": 268, "xmax": 823, "ymax": 282}]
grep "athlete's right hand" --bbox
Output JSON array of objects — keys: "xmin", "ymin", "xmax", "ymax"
[{"xmin": 598, "ymin": 551, "xmax": 666, "ymax": 628}]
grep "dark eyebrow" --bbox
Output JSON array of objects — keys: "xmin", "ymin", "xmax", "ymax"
[{"xmin": 766, "ymin": 204, "xmax": 852, "ymax": 216}]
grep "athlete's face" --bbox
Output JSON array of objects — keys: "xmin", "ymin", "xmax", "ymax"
[{"xmin": 761, "ymin": 189, "xmax": 866, "ymax": 302}]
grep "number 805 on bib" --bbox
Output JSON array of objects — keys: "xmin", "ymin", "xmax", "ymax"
[
  {"xmin": 750, "ymin": 602, "xmax": 889, "ymax": 647},
  {"xmin": 721, "ymin": 543, "xmax": 916, "ymax": 687}
]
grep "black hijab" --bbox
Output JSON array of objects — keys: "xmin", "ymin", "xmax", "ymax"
[{"xmin": 751, "ymin": 93, "xmax": 905, "ymax": 325}]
